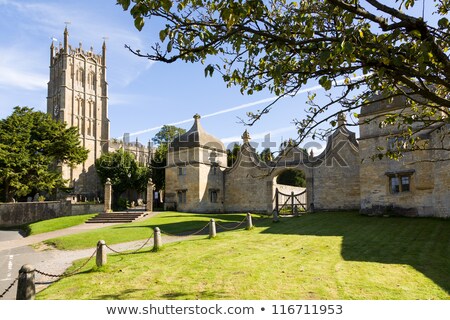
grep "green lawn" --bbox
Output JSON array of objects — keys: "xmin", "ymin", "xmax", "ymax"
[
  {"xmin": 43, "ymin": 212, "xmax": 247, "ymax": 250},
  {"xmin": 36, "ymin": 212, "xmax": 450, "ymax": 300},
  {"xmin": 1, "ymin": 213, "xmax": 98, "ymax": 236}
]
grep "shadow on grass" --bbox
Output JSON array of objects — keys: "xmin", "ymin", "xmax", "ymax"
[
  {"xmin": 259, "ymin": 212, "xmax": 450, "ymax": 295},
  {"xmin": 111, "ymin": 213, "xmax": 247, "ymax": 236}
]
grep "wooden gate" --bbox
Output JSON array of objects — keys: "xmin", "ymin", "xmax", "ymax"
[{"xmin": 274, "ymin": 188, "xmax": 307, "ymax": 216}]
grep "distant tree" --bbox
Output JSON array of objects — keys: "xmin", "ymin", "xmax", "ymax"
[
  {"xmin": 276, "ymin": 169, "xmax": 306, "ymax": 188},
  {"xmin": 259, "ymin": 147, "xmax": 273, "ymax": 163},
  {"xmin": 0, "ymin": 107, "xmax": 88, "ymax": 202},
  {"xmin": 150, "ymin": 125, "xmax": 186, "ymax": 190},
  {"xmin": 227, "ymin": 143, "xmax": 241, "ymax": 167},
  {"xmin": 152, "ymin": 125, "xmax": 187, "ymax": 146},
  {"xmin": 118, "ymin": 0, "xmax": 450, "ymax": 159},
  {"xmin": 95, "ymin": 149, "xmax": 151, "ymax": 204}
]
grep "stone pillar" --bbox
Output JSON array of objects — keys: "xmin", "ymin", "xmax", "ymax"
[
  {"xmin": 273, "ymin": 210, "xmax": 280, "ymax": 223},
  {"xmin": 209, "ymin": 219, "xmax": 216, "ymax": 238},
  {"xmin": 96, "ymin": 240, "xmax": 107, "ymax": 267},
  {"xmin": 146, "ymin": 178, "xmax": 155, "ymax": 212},
  {"xmin": 16, "ymin": 265, "xmax": 35, "ymax": 300},
  {"xmin": 104, "ymin": 178, "xmax": 112, "ymax": 213},
  {"xmin": 246, "ymin": 213, "xmax": 253, "ymax": 230},
  {"xmin": 153, "ymin": 227, "xmax": 162, "ymax": 251}
]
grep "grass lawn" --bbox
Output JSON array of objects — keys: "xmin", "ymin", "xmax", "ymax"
[
  {"xmin": 36, "ymin": 212, "xmax": 450, "ymax": 300},
  {"xmin": 0, "ymin": 213, "xmax": 98, "ymax": 236},
  {"xmin": 43, "ymin": 212, "xmax": 247, "ymax": 250}
]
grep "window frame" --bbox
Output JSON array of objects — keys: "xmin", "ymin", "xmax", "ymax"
[{"xmin": 386, "ymin": 170, "xmax": 414, "ymax": 194}]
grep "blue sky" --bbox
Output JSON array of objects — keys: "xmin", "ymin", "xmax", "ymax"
[{"xmin": 0, "ymin": 0, "xmax": 337, "ymax": 152}]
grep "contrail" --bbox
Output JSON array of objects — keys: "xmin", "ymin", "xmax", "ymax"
[{"xmin": 126, "ymin": 73, "xmax": 370, "ymax": 138}]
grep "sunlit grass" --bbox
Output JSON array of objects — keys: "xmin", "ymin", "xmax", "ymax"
[{"xmin": 37, "ymin": 212, "xmax": 450, "ymax": 300}]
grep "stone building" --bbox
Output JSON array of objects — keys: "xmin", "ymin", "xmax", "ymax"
[
  {"xmin": 47, "ymin": 27, "xmax": 109, "ymax": 197},
  {"xmin": 359, "ymin": 96, "xmax": 450, "ymax": 218},
  {"xmin": 165, "ymin": 110, "xmax": 449, "ymax": 218},
  {"xmin": 165, "ymin": 114, "xmax": 361, "ymax": 214},
  {"xmin": 47, "ymin": 29, "xmax": 152, "ymax": 199}
]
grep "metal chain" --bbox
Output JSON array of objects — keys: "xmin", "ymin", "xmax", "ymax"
[
  {"xmin": 215, "ymin": 217, "xmax": 247, "ymax": 231},
  {"xmin": 0, "ymin": 278, "xmax": 18, "ymax": 299},
  {"xmin": 160, "ymin": 222, "xmax": 210, "ymax": 237},
  {"xmin": 105, "ymin": 232, "xmax": 154, "ymax": 255},
  {"xmin": 33, "ymin": 248, "xmax": 97, "ymax": 278}
]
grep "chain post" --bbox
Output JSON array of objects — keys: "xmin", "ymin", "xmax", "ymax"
[
  {"xmin": 273, "ymin": 210, "xmax": 280, "ymax": 223},
  {"xmin": 209, "ymin": 219, "xmax": 217, "ymax": 239},
  {"xmin": 16, "ymin": 265, "xmax": 35, "ymax": 300},
  {"xmin": 246, "ymin": 213, "xmax": 254, "ymax": 230},
  {"xmin": 96, "ymin": 240, "xmax": 107, "ymax": 267},
  {"xmin": 152, "ymin": 227, "xmax": 162, "ymax": 252}
]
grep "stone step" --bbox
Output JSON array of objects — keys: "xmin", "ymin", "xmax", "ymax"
[{"xmin": 86, "ymin": 212, "xmax": 146, "ymax": 223}]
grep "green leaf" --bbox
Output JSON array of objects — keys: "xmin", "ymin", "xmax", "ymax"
[
  {"xmin": 319, "ymin": 76, "xmax": 332, "ymax": 90},
  {"xmin": 159, "ymin": 29, "xmax": 168, "ymax": 42},
  {"xmin": 134, "ymin": 17, "xmax": 145, "ymax": 31}
]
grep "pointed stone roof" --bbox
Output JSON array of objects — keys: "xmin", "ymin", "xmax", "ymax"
[{"xmin": 170, "ymin": 114, "xmax": 226, "ymax": 152}]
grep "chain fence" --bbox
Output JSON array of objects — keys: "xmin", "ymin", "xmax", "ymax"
[
  {"xmin": 105, "ymin": 231, "xmax": 154, "ymax": 255},
  {"xmin": 0, "ymin": 213, "xmax": 271, "ymax": 299},
  {"xmin": 215, "ymin": 216, "xmax": 248, "ymax": 231},
  {"xmin": 0, "ymin": 278, "xmax": 18, "ymax": 299},
  {"xmin": 160, "ymin": 222, "xmax": 210, "ymax": 237},
  {"xmin": 33, "ymin": 248, "xmax": 98, "ymax": 278}
]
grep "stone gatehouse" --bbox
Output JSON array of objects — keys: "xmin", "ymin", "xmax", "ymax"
[
  {"xmin": 164, "ymin": 114, "xmax": 361, "ymax": 214},
  {"xmin": 165, "ymin": 109, "xmax": 449, "ymax": 218}
]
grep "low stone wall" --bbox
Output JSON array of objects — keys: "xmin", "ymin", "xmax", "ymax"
[
  {"xmin": 71, "ymin": 203, "xmax": 104, "ymax": 216},
  {"xmin": 0, "ymin": 202, "xmax": 104, "ymax": 227}
]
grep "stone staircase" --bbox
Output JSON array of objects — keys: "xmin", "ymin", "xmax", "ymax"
[{"xmin": 86, "ymin": 211, "xmax": 147, "ymax": 224}]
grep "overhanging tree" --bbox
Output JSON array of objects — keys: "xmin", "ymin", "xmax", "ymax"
[
  {"xmin": 0, "ymin": 107, "xmax": 88, "ymax": 202},
  {"xmin": 117, "ymin": 0, "xmax": 450, "ymax": 159}
]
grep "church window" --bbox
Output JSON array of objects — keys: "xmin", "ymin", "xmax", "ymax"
[
  {"xmin": 88, "ymin": 72, "xmax": 96, "ymax": 90},
  {"xmin": 87, "ymin": 120, "xmax": 92, "ymax": 136},
  {"xmin": 76, "ymin": 68, "xmax": 84, "ymax": 87},
  {"xmin": 178, "ymin": 167, "xmax": 186, "ymax": 176}
]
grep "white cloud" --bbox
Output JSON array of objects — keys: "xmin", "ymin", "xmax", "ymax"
[{"xmin": 0, "ymin": 46, "xmax": 47, "ymax": 90}]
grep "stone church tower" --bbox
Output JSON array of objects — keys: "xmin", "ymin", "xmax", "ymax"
[{"xmin": 47, "ymin": 28, "xmax": 109, "ymax": 197}]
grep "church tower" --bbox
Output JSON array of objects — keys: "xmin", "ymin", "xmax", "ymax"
[{"xmin": 47, "ymin": 27, "xmax": 110, "ymax": 197}]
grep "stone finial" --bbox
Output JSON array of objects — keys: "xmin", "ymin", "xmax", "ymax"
[
  {"xmin": 193, "ymin": 113, "xmax": 201, "ymax": 120},
  {"xmin": 106, "ymin": 177, "xmax": 111, "ymax": 184},
  {"xmin": 337, "ymin": 113, "xmax": 346, "ymax": 126},
  {"xmin": 242, "ymin": 130, "xmax": 251, "ymax": 143},
  {"xmin": 63, "ymin": 27, "xmax": 69, "ymax": 51}
]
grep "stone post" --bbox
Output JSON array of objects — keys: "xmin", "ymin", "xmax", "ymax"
[
  {"xmin": 104, "ymin": 178, "xmax": 112, "ymax": 213},
  {"xmin": 153, "ymin": 227, "xmax": 162, "ymax": 251},
  {"xmin": 273, "ymin": 210, "xmax": 280, "ymax": 223},
  {"xmin": 16, "ymin": 265, "xmax": 35, "ymax": 300},
  {"xmin": 246, "ymin": 213, "xmax": 253, "ymax": 230},
  {"xmin": 96, "ymin": 240, "xmax": 107, "ymax": 267},
  {"xmin": 146, "ymin": 178, "xmax": 155, "ymax": 212},
  {"xmin": 209, "ymin": 219, "xmax": 216, "ymax": 238}
]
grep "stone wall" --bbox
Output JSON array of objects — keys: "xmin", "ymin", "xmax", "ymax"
[{"xmin": 0, "ymin": 201, "xmax": 104, "ymax": 227}]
